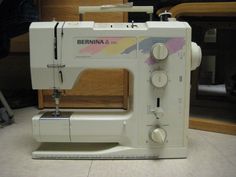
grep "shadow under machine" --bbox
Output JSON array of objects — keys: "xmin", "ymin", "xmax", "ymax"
[{"xmin": 30, "ymin": 5, "xmax": 201, "ymax": 159}]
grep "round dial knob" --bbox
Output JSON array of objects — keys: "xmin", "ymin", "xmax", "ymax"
[
  {"xmin": 191, "ymin": 42, "xmax": 202, "ymax": 71},
  {"xmin": 151, "ymin": 71, "xmax": 168, "ymax": 88},
  {"xmin": 150, "ymin": 128, "xmax": 167, "ymax": 144},
  {"xmin": 151, "ymin": 43, "xmax": 168, "ymax": 60}
]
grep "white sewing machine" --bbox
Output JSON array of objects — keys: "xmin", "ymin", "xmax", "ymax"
[{"xmin": 30, "ymin": 15, "xmax": 201, "ymax": 159}]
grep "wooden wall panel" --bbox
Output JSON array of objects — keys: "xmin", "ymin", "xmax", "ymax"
[
  {"xmin": 40, "ymin": 0, "xmax": 126, "ymax": 22},
  {"xmin": 41, "ymin": 0, "xmax": 123, "ymax": 6},
  {"xmin": 67, "ymin": 69, "xmax": 125, "ymax": 96}
]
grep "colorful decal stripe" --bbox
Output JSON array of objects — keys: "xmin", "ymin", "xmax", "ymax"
[{"xmin": 79, "ymin": 37, "xmax": 185, "ymax": 63}]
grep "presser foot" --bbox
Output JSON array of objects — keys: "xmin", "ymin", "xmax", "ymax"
[
  {"xmin": 52, "ymin": 89, "xmax": 61, "ymax": 117},
  {"xmin": 51, "ymin": 111, "xmax": 61, "ymax": 117},
  {"xmin": 41, "ymin": 111, "xmax": 72, "ymax": 118}
]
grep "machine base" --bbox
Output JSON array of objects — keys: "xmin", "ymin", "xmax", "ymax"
[{"xmin": 32, "ymin": 143, "xmax": 187, "ymax": 159}]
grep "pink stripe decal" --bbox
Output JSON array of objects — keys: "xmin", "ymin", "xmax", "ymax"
[
  {"xmin": 165, "ymin": 38, "xmax": 185, "ymax": 54},
  {"xmin": 145, "ymin": 57, "xmax": 156, "ymax": 65},
  {"xmin": 79, "ymin": 37, "xmax": 122, "ymax": 55}
]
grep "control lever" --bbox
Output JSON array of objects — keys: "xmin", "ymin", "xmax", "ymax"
[{"xmin": 150, "ymin": 107, "xmax": 164, "ymax": 119}]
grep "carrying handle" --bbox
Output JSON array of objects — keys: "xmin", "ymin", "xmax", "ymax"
[{"xmin": 78, "ymin": 3, "xmax": 153, "ymax": 21}]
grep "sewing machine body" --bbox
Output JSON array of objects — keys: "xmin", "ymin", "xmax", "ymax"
[{"xmin": 30, "ymin": 21, "xmax": 198, "ymax": 159}]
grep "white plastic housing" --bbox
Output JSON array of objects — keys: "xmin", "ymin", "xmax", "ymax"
[{"xmin": 30, "ymin": 21, "xmax": 201, "ymax": 159}]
